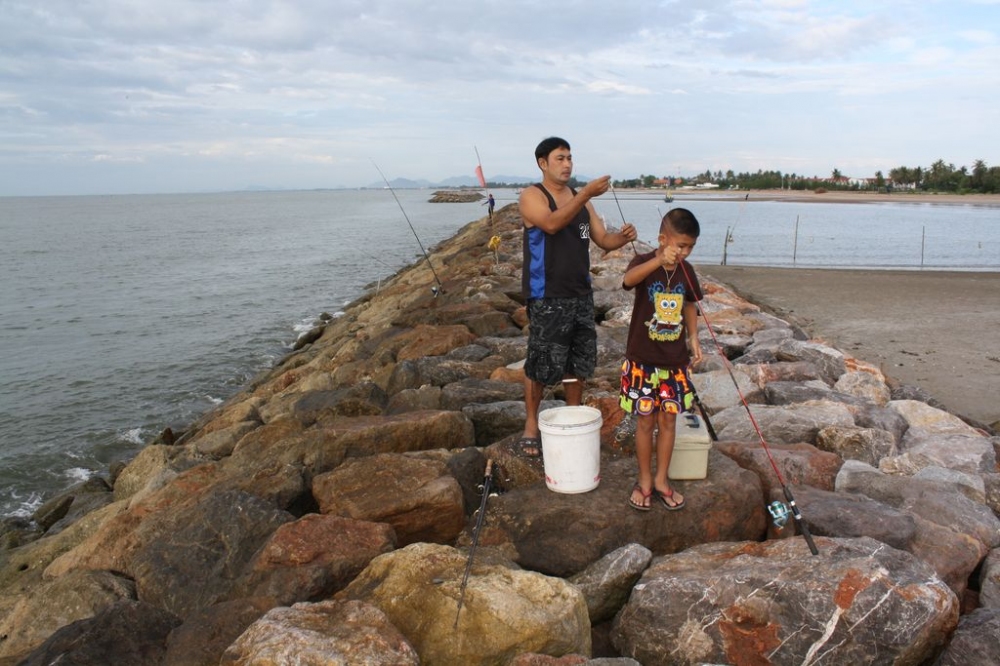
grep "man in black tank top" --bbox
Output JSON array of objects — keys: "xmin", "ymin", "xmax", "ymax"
[{"xmin": 515, "ymin": 137, "xmax": 637, "ymax": 457}]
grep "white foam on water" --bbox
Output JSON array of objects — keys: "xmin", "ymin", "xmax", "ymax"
[
  {"xmin": 205, "ymin": 395, "xmax": 223, "ymax": 405},
  {"xmin": 64, "ymin": 467, "xmax": 94, "ymax": 482},
  {"xmin": 8, "ymin": 491, "xmax": 43, "ymax": 518},
  {"xmin": 120, "ymin": 427, "xmax": 145, "ymax": 445}
]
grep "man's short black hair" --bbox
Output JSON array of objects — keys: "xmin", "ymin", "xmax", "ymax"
[
  {"xmin": 660, "ymin": 207, "xmax": 701, "ymax": 238},
  {"xmin": 535, "ymin": 137, "xmax": 571, "ymax": 162}
]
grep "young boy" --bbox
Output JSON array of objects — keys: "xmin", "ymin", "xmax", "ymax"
[{"xmin": 620, "ymin": 208, "xmax": 703, "ymax": 511}]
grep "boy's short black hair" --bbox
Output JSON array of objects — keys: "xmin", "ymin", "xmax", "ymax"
[
  {"xmin": 660, "ymin": 207, "xmax": 701, "ymax": 238},
  {"xmin": 535, "ymin": 137, "xmax": 571, "ymax": 162}
]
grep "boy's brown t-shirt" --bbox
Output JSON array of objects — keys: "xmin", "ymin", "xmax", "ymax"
[{"xmin": 623, "ymin": 250, "xmax": 703, "ymax": 369}]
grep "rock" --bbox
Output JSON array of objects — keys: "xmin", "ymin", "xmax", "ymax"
[
  {"xmin": 834, "ymin": 370, "xmax": 891, "ymax": 406},
  {"xmin": 934, "ymin": 607, "xmax": 1000, "ymax": 666},
  {"xmin": 741, "ymin": 360, "xmax": 823, "ymax": 386},
  {"xmin": 980, "ymin": 548, "xmax": 1000, "ymax": 609},
  {"xmin": 113, "ymin": 444, "xmax": 202, "ymax": 503},
  {"xmin": 487, "ymin": 456, "xmax": 766, "ymax": 577},
  {"xmin": 441, "ymin": 377, "xmax": 526, "ymax": 411},
  {"xmin": 462, "ymin": 399, "xmax": 563, "ymax": 447},
  {"xmin": 236, "ymin": 514, "xmax": 396, "ymax": 605},
  {"xmin": 0, "ymin": 570, "xmax": 136, "ymax": 659},
  {"xmin": 257, "ymin": 382, "xmax": 389, "ymax": 425},
  {"xmin": 815, "ymin": 425, "xmax": 898, "ymax": 467},
  {"xmin": 313, "ymin": 453, "xmax": 464, "ymax": 546},
  {"xmin": 16, "ymin": 600, "xmax": 181, "ymax": 666},
  {"xmin": 852, "ymin": 403, "xmax": 910, "ymax": 444},
  {"xmin": 163, "ymin": 597, "xmax": 277, "ymax": 666},
  {"xmin": 568, "ymin": 543, "xmax": 652, "ymax": 624},
  {"xmin": 220, "ymin": 599, "xmax": 419, "ymax": 665},
  {"xmin": 891, "ymin": 383, "xmax": 949, "ymax": 410},
  {"xmin": 775, "ymin": 338, "xmax": 847, "ymax": 384},
  {"xmin": 791, "ymin": 485, "xmax": 917, "ymax": 551},
  {"xmin": 189, "ymin": 420, "xmax": 260, "ymax": 459},
  {"xmin": 384, "ymin": 384, "xmax": 443, "ymax": 414},
  {"xmin": 889, "ymin": 399, "xmax": 984, "ymax": 437},
  {"xmin": 763, "ymin": 380, "xmax": 866, "ymax": 407},
  {"xmin": 339, "ymin": 542, "xmax": 591, "ymax": 664},
  {"xmin": 712, "ymin": 401, "xmax": 855, "ymax": 446},
  {"xmin": 689, "ymin": 369, "xmax": 763, "ymax": 415},
  {"xmin": 715, "ymin": 441, "xmax": 843, "ymax": 497},
  {"xmin": 836, "ymin": 461, "xmax": 1000, "ymax": 551},
  {"xmin": 129, "ymin": 488, "xmax": 295, "ymax": 619},
  {"xmin": 611, "ymin": 537, "xmax": 957, "ymax": 666},
  {"xmin": 31, "ymin": 477, "xmax": 112, "ymax": 532},
  {"xmin": 881, "ymin": 431, "xmax": 996, "ymax": 476}
]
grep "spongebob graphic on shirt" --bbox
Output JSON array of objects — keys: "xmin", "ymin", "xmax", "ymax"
[{"xmin": 645, "ymin": 280, "xmax": 685, "ymax": 342}]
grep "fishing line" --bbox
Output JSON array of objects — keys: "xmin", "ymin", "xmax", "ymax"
[
  {"xmin": 372, "ymin": 160, "xmax": 444, "ymax": 296},
  {"xmin": 608, "ymin": 182, "xmax": 638, "ymax": 254},
  {"xmin": 675, "ymin": 258, "xmax": 819, "ymax": 556}
]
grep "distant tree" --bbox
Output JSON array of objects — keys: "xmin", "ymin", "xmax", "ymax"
[
  {"xmin": 874, "ymin": 171, "xmax": 885, "ymax": 190},
  {"xmin": 831, "ymin": 168, "xmax": 842, "ymax": 181}
]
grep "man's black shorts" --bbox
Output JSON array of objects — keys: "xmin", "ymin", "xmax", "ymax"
[{"xmin": 524, "ymin": 294, "xmax": 597, "ymax": 386}]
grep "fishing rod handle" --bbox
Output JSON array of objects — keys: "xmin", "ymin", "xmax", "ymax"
[{"xmin": 782, "ymin": 486, "xmax": 819, "ymax": 556}]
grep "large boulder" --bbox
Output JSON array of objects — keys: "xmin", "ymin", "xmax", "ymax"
[
  {"xmin": 568, "ymin": 543, "xmax": 652, "ymax": 625},
  {"xmin": 220, "ymin": 599, "xmax": 419, "ymax": 666},
  {"xmin": 611, "ymin": 537, "xmax": 957, "ymax": 665},
  {"xmin": 313, "ymin": 453, "xmax": 464, "ymax": 546},
  {"xmin": 163, "ymin": 597, "xmax": 277, "ymax": 666},
  {"xmin": 712, "ymin": 401, "xmax": 855, "ymax": 446},
  {"xmin": 487, "ymin": 455, "xmax": 766, "ymax": 577},
  {"xmin": 715, "ymin": 441, "xmax": 843, "ymax": 498},
  {"xmin": 17, "ymin": 600, "xmax": 181, "ymax": 666},
  {"xmin": 339, "ymin": 542, "xmax": 591, "ymax": 665}
]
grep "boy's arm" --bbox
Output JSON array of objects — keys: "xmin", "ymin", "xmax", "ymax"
[
  {"xmin": 623, "ymin": 246, "xmax": 682, "ymax": 288},
  {"xmin": 683, "ymin": 300, "xmax": 702, "ymax": 364}
]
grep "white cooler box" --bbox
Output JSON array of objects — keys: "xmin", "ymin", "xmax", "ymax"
[{"xmin": 667, "ymin": 411, "xmax": 713, "ymax": 480}]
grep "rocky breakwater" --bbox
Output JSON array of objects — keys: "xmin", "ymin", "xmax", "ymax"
[
  {"xmin": 0, "ymin": 203, "xmax": 997, "ymax": 665},
  {"xmin": 428, "ymin": 190, "xmax": 484, "ymax": 203}
]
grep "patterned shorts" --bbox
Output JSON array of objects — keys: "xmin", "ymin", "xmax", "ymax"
[
  {"xmin": 619, "ymin": 359, "xmax": 695, "ymax": 416},
  {"xmin": 525, "ymin": 295, "xmax": 597, "ymax": 386}
]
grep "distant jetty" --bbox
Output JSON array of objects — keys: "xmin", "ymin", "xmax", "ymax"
[{"xmin": 428, "ymin": 190, "xmax": 483, "ymax": 203}]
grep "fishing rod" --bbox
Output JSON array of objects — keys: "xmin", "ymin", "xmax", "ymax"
[
  {"xmin": 676, "ymin": 258, "xmax": 819, "ymax": 556},
  {"xmin": 608, "ymin": 181, "xmax": 638, "ymax": 254},
  {"xmin": 371, "ymin": 160, "xmax": 444, "ymax": 296},
  {"xmin": 454, "ymin": 458, "xmax": 496, "ymax": 627},
  {"xmin": 722, "ymin": 192, "xmax": 750, "ymax": 265}
]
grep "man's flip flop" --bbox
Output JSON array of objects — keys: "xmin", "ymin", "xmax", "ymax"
[
  {"xmin": 517, "ymin": 436, "xmax": 542, "ymax": 458},
  {"xmin": 628, "ymin": 483, "xmax": 652, "ymax": 512},
  {"xmin": 655, "ymin": 487, "xmax": 686, "ymax": 511}
]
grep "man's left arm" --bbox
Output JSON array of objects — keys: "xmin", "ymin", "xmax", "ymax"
[{"xmin": 588, "ymin": 202, "xmax": 637, "ymax": 250}]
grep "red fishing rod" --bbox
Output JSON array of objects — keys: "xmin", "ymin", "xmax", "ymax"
[{"xmin": 677, "ymin": 259, "xmax": 819, "ymax": 556}]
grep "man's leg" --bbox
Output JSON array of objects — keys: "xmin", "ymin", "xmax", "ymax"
[
  {"xmin": 520, "ymin": 376, "xmax": 544, "ymax": 456},
  {"xmin": 562, "ymin": 376, "xmax": 583, "ymax": 406}
]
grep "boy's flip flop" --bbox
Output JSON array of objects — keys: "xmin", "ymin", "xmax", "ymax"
[
  {"xmin": 655, "ymin": 487, "xmax": 686, "ymax": 511},
  {"xmin": 628, "ymin": 483, "xmax": 652, "ymax": 512}
]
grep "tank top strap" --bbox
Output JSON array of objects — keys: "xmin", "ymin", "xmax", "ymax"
[{"xmin": 533, "ymin": 183, "xmax": 577, "ymax": 213}]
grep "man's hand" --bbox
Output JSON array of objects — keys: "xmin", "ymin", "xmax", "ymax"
[
  {"xmin": 582, "ymin": 175, "xmax": 611, "ymax": 199},
  {"xmin": 620, "ymin": 222, "xmax": 638, "ymax": 243}
]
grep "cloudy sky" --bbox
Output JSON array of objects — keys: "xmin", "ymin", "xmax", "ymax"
[{"xmin": 2, "ymin": 0, "xmax": 998, "ymax": 196}]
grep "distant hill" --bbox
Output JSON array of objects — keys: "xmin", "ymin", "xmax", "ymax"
[{"xmin": 365, "ymin": 174, "xmax": 536, "ymax": 189}]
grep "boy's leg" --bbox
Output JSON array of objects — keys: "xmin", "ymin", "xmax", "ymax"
[
  {"xmin": 654, "ymin": 410, "xmax": 685, "ymax": 508},
  {"xmin": 631, "ymin": 413, "xmax": 656, "ymax": 509}
]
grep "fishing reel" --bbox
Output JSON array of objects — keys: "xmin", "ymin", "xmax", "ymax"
[
  {"xmin": 768, "ymin": 500, "xmax": 791, "ymax": 529},
  {"xmin": 431, "ymin": 286, "xmax": 440, "ymax": 297}
]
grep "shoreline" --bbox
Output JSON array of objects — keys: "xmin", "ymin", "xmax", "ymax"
[
  {"xmin": 698, "ymin": 264, "xmax": 1000, "ymax": 429},
  {"xmin": 661, "ymin": 188, "xmax": 1000, "ymax": 207}
]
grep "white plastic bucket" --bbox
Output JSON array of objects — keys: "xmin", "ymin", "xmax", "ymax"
[{"xmin": 538, "ymin": 406, "xmax": 603, "ymax": 494}]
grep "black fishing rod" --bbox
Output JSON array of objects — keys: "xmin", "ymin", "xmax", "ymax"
[
  {"xmin": 677, "ymin": 260, "xmax": 819, "ymax": 556},
  {"xmin": 454, "ymin": 458, "xmax": 495, "ymax": 627},
  {"xmin": 371, "ymin": 161, "xmax": 444, "ymax": 296}
]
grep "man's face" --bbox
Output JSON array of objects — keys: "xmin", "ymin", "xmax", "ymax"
[{"xmin": 538, "ymin": 147, "xmax": 573, "ymax": 184}]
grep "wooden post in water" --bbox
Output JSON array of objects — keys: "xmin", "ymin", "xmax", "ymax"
[
  {"xmin": 792, "ymin": 215, "xmax": 799, "ymax": 266},
  {"xmin": 921, "ymin": 225, "xmax": 926, "ymax": 268},
  {"xmin": 722, "ymin": 226, "xmax": 730, "ymax": 265}
]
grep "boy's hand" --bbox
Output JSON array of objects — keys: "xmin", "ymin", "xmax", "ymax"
[
  {"xmin": 658, "ymin": 245, "xmax": 680, "ymax": 267},
  {"xmin": 688, "ymin": 336, "xmax": 703, "ymax": 364},
  {"xmin": 620, "ymin": 223, "xmax": 637, "ymax": 243}
]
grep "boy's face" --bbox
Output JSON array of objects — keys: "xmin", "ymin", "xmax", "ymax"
[{"xmin": 658, "ymin": 228, "xmax": 698, "ymax": 261}]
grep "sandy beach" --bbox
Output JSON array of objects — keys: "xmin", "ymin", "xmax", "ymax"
[{"xmin": 697, "ymin": 264, "xmax": 1000, "ymax": 430}]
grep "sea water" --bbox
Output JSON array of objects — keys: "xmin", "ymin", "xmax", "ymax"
[{"xmin": 1, "ymin": 189, "xmax": 997, "ymax": 518}]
